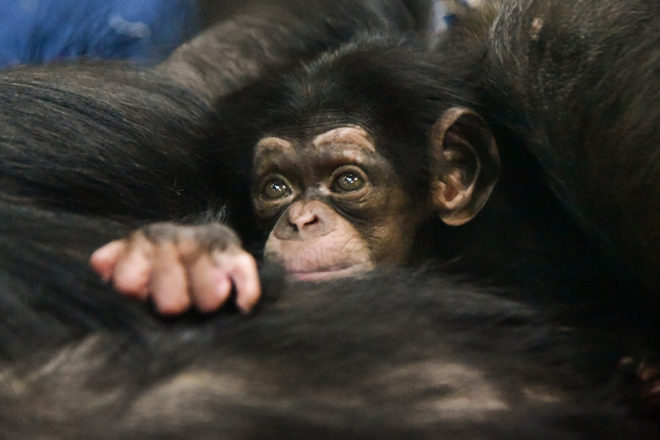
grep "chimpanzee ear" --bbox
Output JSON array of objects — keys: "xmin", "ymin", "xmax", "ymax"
[{"xmin": 429, "ymin": 107, "xmax": 500, "ymax": 226}]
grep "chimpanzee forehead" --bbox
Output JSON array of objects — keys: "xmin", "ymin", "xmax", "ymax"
[
  {"xmin": 254, "ymin": 125, "xmax": 376, "ymax": 159},
  {"xmin": 310, "ymin": 126, "xmax": 376, "ymax": 152}
]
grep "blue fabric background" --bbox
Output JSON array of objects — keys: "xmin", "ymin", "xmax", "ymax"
[{"xmin": 0, "ymin": 0, "xmax": 200, "ymax": 68}]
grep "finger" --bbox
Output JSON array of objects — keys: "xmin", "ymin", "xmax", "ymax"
[
  {"xmin": 149, "ymin": 242, "xmax": 191, "ymax": 316},
  {"xmin": 111, "ymin": 239, "xmax": 154, "ymax": 301},
  {"xmin": 89, "ymin": 240, "xmax": 126, "ymax": 282},
  {"xmin": 188, "ymin": 254, "xmax": 233, "ymax": 313},
  {"xmin": 226, "ymin": 251, "xmax": 261, "ymax": 314}
]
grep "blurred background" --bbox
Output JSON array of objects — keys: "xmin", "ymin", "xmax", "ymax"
[{"xmin": 0, "ymin": 0, "xmax": 481, "ymax": 69}]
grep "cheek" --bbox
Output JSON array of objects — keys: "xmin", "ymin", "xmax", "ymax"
[
  {"xmin": 366, "ymin": 218, "xmax": 419, "ymax": 265},
  {"xmin": 363, "ymin": 192, "xmax": 424, "ymax": 265},
  {"xmin": 263, "ymin": 217, "xmax": 374, "ymax": 277}
]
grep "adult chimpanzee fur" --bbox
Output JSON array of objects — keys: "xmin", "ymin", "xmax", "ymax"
[
  {"xmin": 0, "ymin": 0, "xmax": 659, "ymax": 438},
  {"xmin": 1, "ymin": 201, "xmax": 657, "ymax": 438},
  {"xmin": 443, "ymin": 0, "xmax": 660, "ymax": 301}
]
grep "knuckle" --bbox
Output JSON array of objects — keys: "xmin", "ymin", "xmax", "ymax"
[
  {"xmin": 135, "ymin": 222, "xmax": 243, "ymax": 258},
  {"xmin": 124, "ymin": 234, "xmax": 155, "ymax": 257},
  {"xmin": 194, "ymin": 223, "xmax": 242, "ymax": 251},
  {"xmin": 233, "ymin": 251, "xmax": 257, "ymax": 270},
  {"xmin": 139, "ymin": 222, "xmax": 182, "ymax": 245}
]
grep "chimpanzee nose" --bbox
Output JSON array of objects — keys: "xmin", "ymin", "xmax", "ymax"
[
  {"xmin": 289, "ymin": 209, "xmax": 319, "ymax": 232},
  {"xmin": 273, "ymin": 200, "xmax": 334, "ymax": 240}
]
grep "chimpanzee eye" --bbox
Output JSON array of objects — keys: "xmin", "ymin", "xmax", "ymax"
[
  {"xmin": 333, "ymin": 171, "xmax": 365, "ymax": 192},
  {"xmin": 262, "ymin": 178, "xmax": 291, "ymax": 199}
]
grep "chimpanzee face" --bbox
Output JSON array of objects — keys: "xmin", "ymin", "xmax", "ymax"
[
  {"xmin": 252, "ymin": 125, "xmax": 423, "ymax": 280},
  {"xmin": 251, "ymin": 109, "xmax": 500, "ymax": 280}
]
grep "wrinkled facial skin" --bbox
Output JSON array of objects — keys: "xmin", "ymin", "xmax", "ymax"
[{"xmin": 251, "ymin": 126, "xmax": 426, "ymax": 280}]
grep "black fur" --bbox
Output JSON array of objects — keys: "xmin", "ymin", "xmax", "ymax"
[
  {"xmin": 445, "ymin": 0, "xmax": 660, "ymax": 297},
  {"xmin": 1, "ymin": 190, "xmax": 657, "ymax": 437}
]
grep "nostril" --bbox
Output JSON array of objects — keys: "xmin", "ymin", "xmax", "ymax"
[
  {"xmin": 290, "ymin": 213, "xmax": 319, "ymax": 232},
  {"xmin": 304, "ymin": 216, "xmax": 319, "ymax": 227}
]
